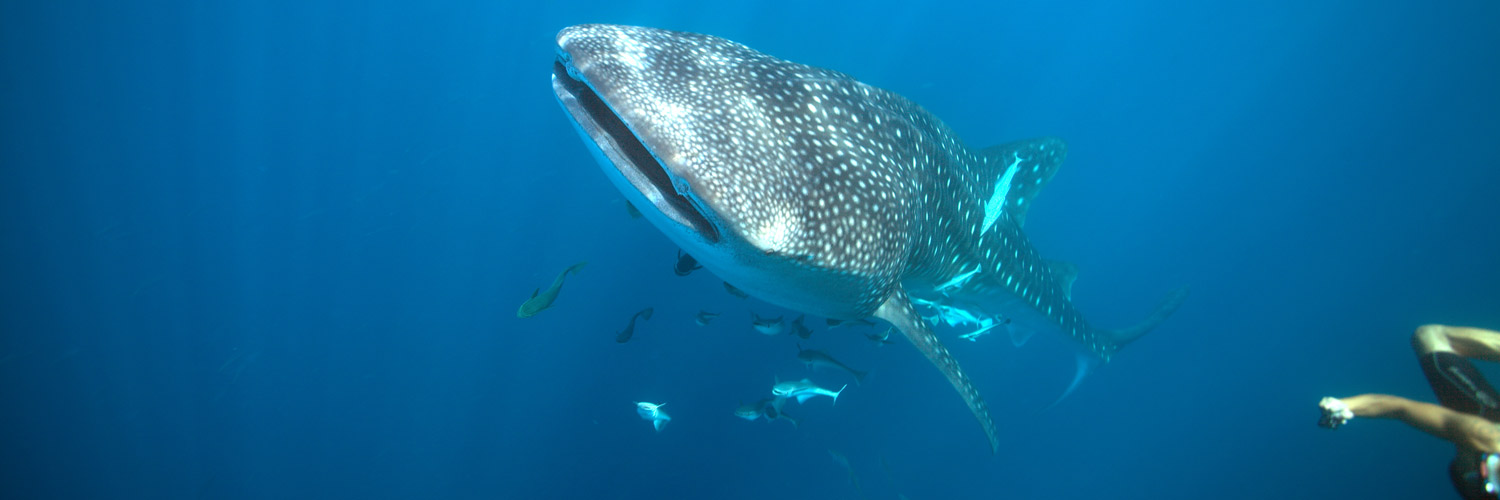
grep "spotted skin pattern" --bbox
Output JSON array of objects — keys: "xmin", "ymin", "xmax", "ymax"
[{"xmin": 552, "ymin": 25, "xmax": 1185, "ymax": 453}]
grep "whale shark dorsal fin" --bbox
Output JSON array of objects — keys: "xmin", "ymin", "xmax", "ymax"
[
  {"xmin": 531, "ymin": 288, "xmax": 540, "ymax": 298},
  {"xmin": 978, "ymin": 137, "xmax": 1066, "ymax": 228},
  {"xmin": 1045, "ymin": 260, "xmax": 1078, "ymax": 301},
  {"xmin": 874, "ymin": 289, "xmax": 999, "ymax": 454}
]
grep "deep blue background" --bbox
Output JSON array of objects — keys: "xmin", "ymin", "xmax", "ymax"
[{"xmin": 3, "ymin": 1, "xmax": 1498, "ymax": 498}]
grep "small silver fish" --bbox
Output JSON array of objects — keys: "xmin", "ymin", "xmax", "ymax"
[
  {"xmin": 695, "ymin": 310, "xmax": 720, "ymax": 326},
  {"xmin": 734, "ymin": 397, "xmax": 799, "ymax": 428},
  {"xmin": 771, "ymin": 378, "xmax": 846, "ymax": 405},
  {"xmin": 635, "ymin": 401, "xmax": 670, "ymax": 432}
]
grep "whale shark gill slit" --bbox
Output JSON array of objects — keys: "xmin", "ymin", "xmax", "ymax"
[{"xmin": 552, "ymin": 61, "xmax": 718, "ymax": 242}]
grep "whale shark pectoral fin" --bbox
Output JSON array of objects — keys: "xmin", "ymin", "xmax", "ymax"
[
  {"xmin": 875, "ymin": 289, "xmax": 999, "ymax": 454},
  {"xmin": 796, "ymin": 394, "xmax": 814, "ymax": 404}
]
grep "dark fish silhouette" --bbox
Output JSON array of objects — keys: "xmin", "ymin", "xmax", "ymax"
[
  {"xmin": 734, "ymin": 396, "xmax": 799, "ymax": 428},
  {"xmin": 751, "ymin": 313, "xmax": 784, "ymax": 335},
  {"xmin": 695, "ymin": 310, "xmax": 720, "ymax": 326},
  {"xmin": 673, "ymin": 250, "xmax": 703, "ymax": 276},
  {"xmin": 789, "ymin": 314, "xmax": 813, "ymax": 340},
  {"xmin": 616, "ymin": 307, "xmax": 654, "ymax": 343},
  {"xmin": 517, "ymin": 262, "xmax": 587, "ymax": 318},
  {"xmin": 797, "ymin": 343, "xmax": 868, "ymax": 385}
]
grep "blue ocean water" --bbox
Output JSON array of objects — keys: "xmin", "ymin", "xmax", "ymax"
[{"xmin": 2, "ymin": 1, "xmax": 1497, "ymax": 498}]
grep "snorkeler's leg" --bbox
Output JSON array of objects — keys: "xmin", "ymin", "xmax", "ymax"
[
  {"xmin": 1414, "ymin": 325, "xmax": 1500, "ymax": 418},
  {"xmin": 1324, "ymin": 394, "xmax": 1500, "ymax": 453},
  {"xmin": 1413, "ymin": 324, "xmax": 1500, "ymax": 361}
]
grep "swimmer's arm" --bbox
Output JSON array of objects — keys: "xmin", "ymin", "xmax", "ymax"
[{"xmin": 1340, "ymin": 393, "xmax": 1500, "ymax": 453}]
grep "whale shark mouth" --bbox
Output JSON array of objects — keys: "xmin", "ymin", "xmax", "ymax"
[{"xmin": 551, "ymin": 59, "xmax": 720, "ymax": 244}]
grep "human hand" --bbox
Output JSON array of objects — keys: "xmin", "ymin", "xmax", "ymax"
[{"xmin": 1318, "ymin": 397, "xmax": 1354, "ymax": 429}]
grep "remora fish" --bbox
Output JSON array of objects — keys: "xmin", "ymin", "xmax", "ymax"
[
  {"xmin": 828, "ymin": 449, "xmax": 864, "ymax": 497},
  {"xmin": 694, "ymin": 310, "xmax": 720, "ymax": 326},
  {"xmin": 553, "ymin": 24, "xmax": 1187, "ymax": 452},
  {"xmin": 751, "ymin": 313, "xmax": 784, "ymax": 335},
  {"xmin": 827, "ymin": 318, "xmax": 876, "ymax": 329},
  {"xmin": 635, "ymin": 401, "xmax": 670, "ymax": 432},
  {"xmin": 734, "ymin": 396, "xmax": 799, "ymax": 428},
  {"xmin": 772, "ymin": 378, "xmax": 846, "ymax": 405},
  {"xmin": 517, "ymin": 261, "xmax": 587, "ymax": 318},
  {"xmin": 615, "ymin": 307, "xmax": 654, "ymax": 343},
  {"xmin": 674, "ymin": 250, "xmax": 703, "ymax": 276},
  {"xmin": 797, "ymin": 344, "xmax": 867, "ymax": 385},
  {"xmin": 722, "ymin": 281, "xmax": 749, "ymax": 299}
]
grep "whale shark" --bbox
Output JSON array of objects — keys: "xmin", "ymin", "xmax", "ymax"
[{"xmin": 552, "ymin": 24, "xmax": 1187, "ymax": 453}]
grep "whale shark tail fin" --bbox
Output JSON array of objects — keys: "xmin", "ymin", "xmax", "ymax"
[{"xmin": 1107, "ymin": 286, "xmax": 1189, "ymax": 348}]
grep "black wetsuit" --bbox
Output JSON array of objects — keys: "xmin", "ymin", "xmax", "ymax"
[{"xmin": 1420, "ymin": 351, "xmax": 1500, "ymax": 499}]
